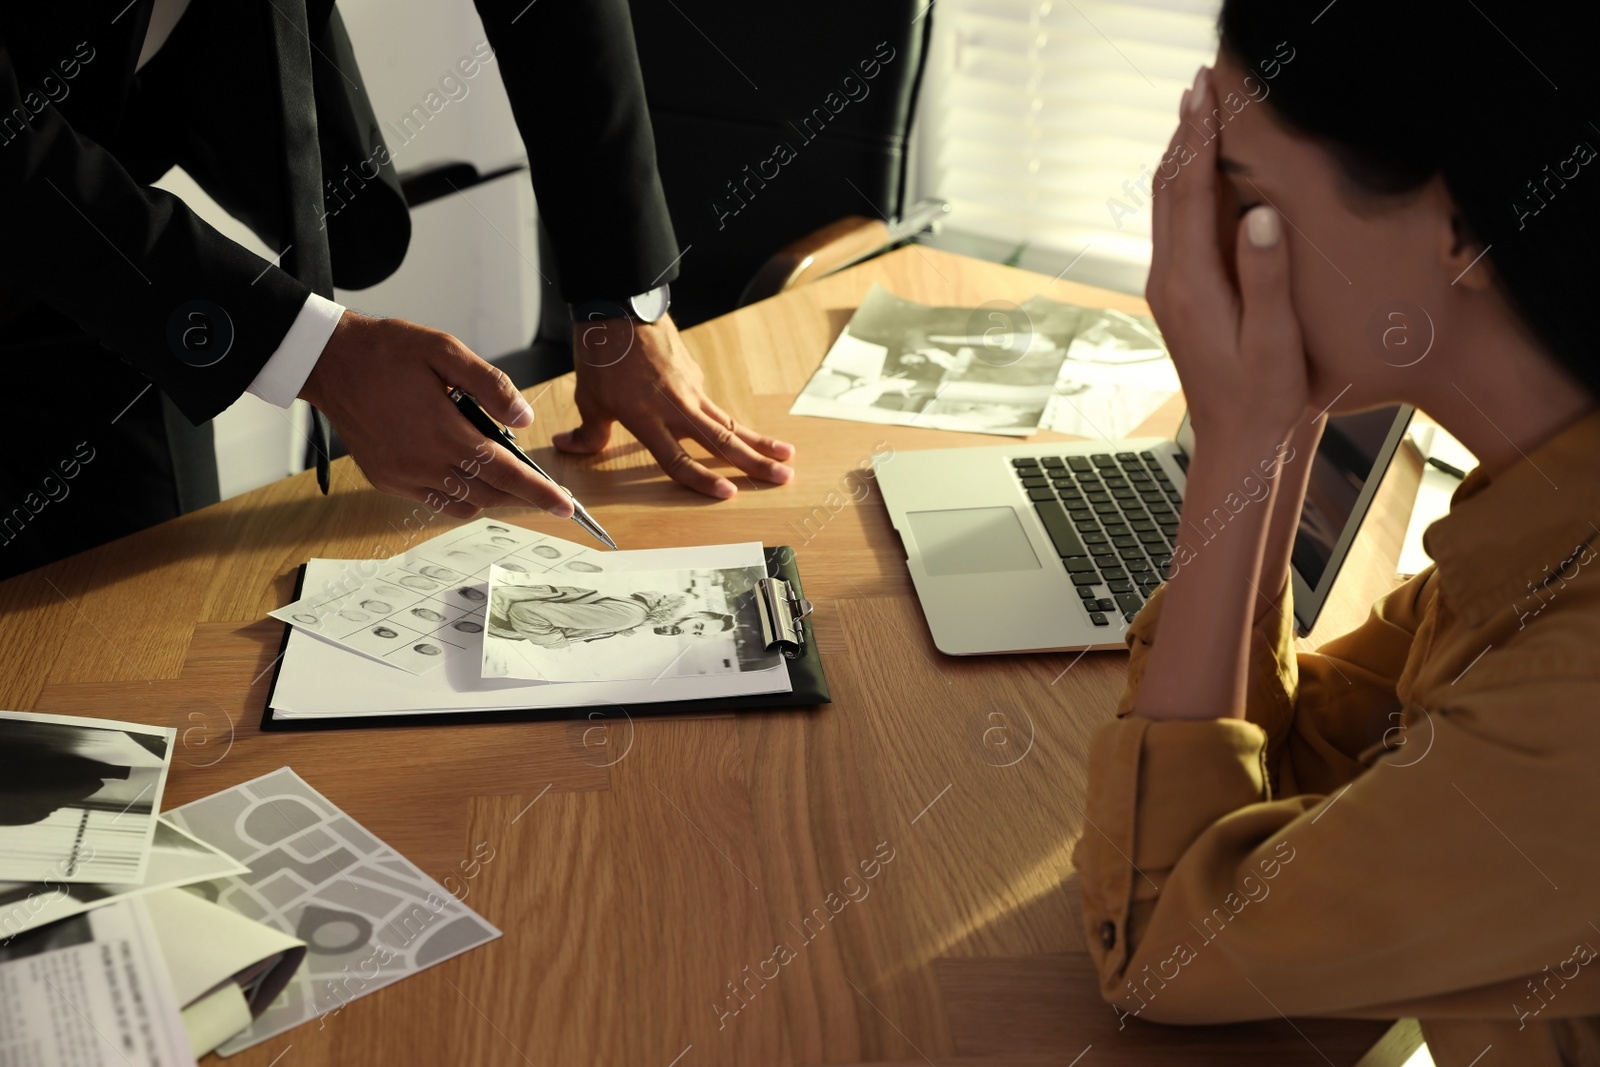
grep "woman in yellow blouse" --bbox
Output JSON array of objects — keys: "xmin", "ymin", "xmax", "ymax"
[{"xmin": 1073, "ymin": 2, "xmax": 1600, "ymax": 1064}]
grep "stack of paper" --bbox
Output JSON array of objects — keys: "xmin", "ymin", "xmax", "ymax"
[
  {"xmin": 267, "ymin": 517, "xmax": 793, "ymax": 720},
  {"xmin": 1, "ymin": 712, "xmax": 503, "ymax": 1061},
  {"xmin": 0, "ymin": 711, "xmax": 298, "ymax": 1065}
]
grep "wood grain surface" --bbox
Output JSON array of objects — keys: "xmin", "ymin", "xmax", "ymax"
[{"xmin": 0, "ymin": 246, "xmax": 1423, "ymax": 1066}]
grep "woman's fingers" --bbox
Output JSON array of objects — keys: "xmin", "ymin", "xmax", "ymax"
[
  {"xmin": 1165, "ymin": 68, "xmax": 1230, "ymax": 309},
  {"xmin": 1232, "ymin": 205, "xmax": 1309, "ymax": 436},
  {"xmin": 1148, "ymin": 104, "xmax": 1192, "ymax": 307},
  {"xmin": 1151, "ymin": 67, "xmax": 1227, "ymax": 318},
  {"xmin": 1234, "ymin": 206, "xmax": 1300, "ymax": 366}
]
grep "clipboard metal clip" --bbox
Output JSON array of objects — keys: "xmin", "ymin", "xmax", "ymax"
[{"xmin": 756, "ymin": 577, "xmax": 813, "ymax": 660}]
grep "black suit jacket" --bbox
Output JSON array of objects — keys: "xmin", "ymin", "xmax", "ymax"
[{"xmin": 0, "ymin": 0, "xmax": 679, "ymax": 427}]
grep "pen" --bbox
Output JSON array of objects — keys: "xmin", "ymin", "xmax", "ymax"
[
  {"xmin": 1426, "ymin": 456, "xmax": 1467, "ymax": 480},
  {"xmin": 448, "ymin": 388, "xmax": 618, "ymax": 550}
]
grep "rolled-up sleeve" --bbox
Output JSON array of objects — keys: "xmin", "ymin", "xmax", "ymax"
[
  {"xmin": 1114, "ymin": 567, "xmax": 1437, "ymax": 794},
  {"xmin": 1075, "ymin": 715, "xmax": 1273, "ymax": 981},
  {"xmin": 1072, "ymin": 563, "xmax": 1600, "ymax": 1043},
  {"xmin": 1114, "ymin": 577, "xmax": 1299, "ymax": 751}
]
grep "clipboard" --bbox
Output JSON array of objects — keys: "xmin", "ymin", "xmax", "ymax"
[{"xmin": 259, "ymin": 546, "xmax": 829, "ymax": 732}]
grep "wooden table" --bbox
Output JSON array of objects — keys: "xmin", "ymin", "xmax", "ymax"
[{"xmin": 0, "ymin": 247, "xmax": 1425, "ymax": 1066}]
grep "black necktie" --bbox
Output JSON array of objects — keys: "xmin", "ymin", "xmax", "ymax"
[{"xmin": 268, "ymin": 0, "xmax": 335, "ymax": 494}]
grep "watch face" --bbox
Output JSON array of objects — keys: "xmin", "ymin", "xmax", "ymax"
[{"xmin": 629, "ymin": 284, "xmax": 671, "ymax": 323}]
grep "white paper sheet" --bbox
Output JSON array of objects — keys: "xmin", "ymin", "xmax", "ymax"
[
  {"xmin": 143, "ymin": 887, "xmax": 306, "ymax": 1011},
  {"xmin": 0, "ymin": 896, "xmax": 196, "ymax": 1067},
  {"xmin": 0, "ymin": 817, "xmax": 249, "ymax": 940},
  {"xmin": 269, "ymin": 541, "xmax": 793, "ymax": 719}
]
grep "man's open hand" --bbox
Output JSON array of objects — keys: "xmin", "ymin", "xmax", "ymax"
[
  {"xmin": 554, "ymin": 313, "xmax": 795, "ymax": 499},
  {"xmin": 300, "ymin": 311, "xmax": 573, "ymax": 518}
]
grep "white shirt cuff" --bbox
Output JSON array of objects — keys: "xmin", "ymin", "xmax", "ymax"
[{"xmin": 246, "ymin": 293, "xmax": 346, "ymax": 408}]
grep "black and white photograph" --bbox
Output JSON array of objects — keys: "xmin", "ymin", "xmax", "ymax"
[
  {"xmin": 269, "ymin": 518, "xmax": 604, "ymax": 675},
  {"xmin": 482, "ymin": 564, "xmax": 782, "ymax": 683},
  {"xmin": 1037, "ymin": 303, "xmax": 1182, "ymax": 439},
  {"xmin": 790, "ymin": 285, "xmax": 1079, "ymax": 436},
  {"xmin": 0, "ymin": 711, "xmax": 176, "ymax": 885},
  {"xmin": 792, "ymin": 285, "xmax": 1180, "ymax": 439}
]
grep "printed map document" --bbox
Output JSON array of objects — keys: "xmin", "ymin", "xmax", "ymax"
[{"xmin": 164, "ymin": 768, "xmax": 501, "ymax": 1055}]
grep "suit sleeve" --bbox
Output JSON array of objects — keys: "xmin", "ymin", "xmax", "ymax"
[
  {"xmin": 0, "ymin": 43, "xmax": 310, "ymax": 425},
  {"xmin": 472, "ymin": 0, "xmax": 680, "ymax": 302}
]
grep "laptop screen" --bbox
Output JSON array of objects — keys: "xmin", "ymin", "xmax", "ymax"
[
  {"xmin": 1176, "ymin": 404, "xmax": 1413, "ymax": 635},
  {"xmin": 1293, "ymin": 407, "xmax": 1410, "ymax": 589}
]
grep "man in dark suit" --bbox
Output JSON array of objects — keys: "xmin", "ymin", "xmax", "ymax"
[{"xmin": 0, "ymin": 0, "xmax": 795, "ymax": 579}]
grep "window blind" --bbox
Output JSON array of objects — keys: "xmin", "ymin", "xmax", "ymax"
[{"xmin": 912, "ymin": 0, "xmax": 1222, "ymax": 294}]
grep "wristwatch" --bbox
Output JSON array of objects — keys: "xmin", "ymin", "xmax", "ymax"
[{"xmin": 570, "ymin": 283, "xmax": 671, "ymax": 324}]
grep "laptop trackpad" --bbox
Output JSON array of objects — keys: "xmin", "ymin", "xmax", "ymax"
[{"xmin": 907, "ymin": 507, "xmax": 1042, "ymax": 576}]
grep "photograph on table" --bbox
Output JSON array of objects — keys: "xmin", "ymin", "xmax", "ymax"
[
  {"xmin": 1038, "ymin": 304, "xmax": 1180, "ymax": 439},
  {"xmin": 791, "ymin": 285, "xmax": 1180, "ymax": 439},
  {"xmin": 791, "ymin": 284, "xmax": 1079, "ymax": 436},
  {"xmin": 482, "ymin": 564, "xmax": 783, "ymax": 682},
  {"xmin": 269, "ymin": 518, "xmax": 598, "ymax": 675},
  {"xmin": 0, "ymin": 711, "xmax": 175, "ymax": 885}
]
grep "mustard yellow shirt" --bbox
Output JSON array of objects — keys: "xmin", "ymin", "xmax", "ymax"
[{"xmin": 1073, "ymin": 410, "xmax": 1600, "ymax": 1066}]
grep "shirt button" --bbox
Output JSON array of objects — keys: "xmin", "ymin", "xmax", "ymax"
[{"xmin": 1099, "ymin": 921, "xmax": 1117, "ymax": 950}]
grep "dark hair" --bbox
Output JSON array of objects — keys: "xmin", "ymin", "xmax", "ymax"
[{"xmin": 1219, "ymin": 0, "xmax": 1598, "ymax": 397}]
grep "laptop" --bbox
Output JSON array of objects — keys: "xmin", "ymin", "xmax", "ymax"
[{"xmin": 874, "ymin": 405, "xmax": 1414, "ymax": 654}]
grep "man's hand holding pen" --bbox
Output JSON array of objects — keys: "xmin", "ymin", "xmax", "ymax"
[
  {"xmin": 299, "ymin": 308, "xmax": 796, "ymax": 526},
  {"xmin": 300, "ymin": 310, "xmax": 575, "ymax": 519}
]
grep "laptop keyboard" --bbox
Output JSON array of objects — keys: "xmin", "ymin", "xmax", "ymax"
[{"xmin": 1011, "ymin": 451, "xmax": 1182, "ymax": 628}]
